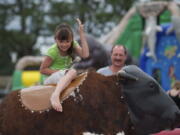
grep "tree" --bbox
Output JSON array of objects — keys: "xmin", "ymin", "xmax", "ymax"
[
  {"xmin": 47, "ymin": 0, "xmax": 135, "ymax": 37},
  {"xmin": 0, "ymin": 0, "xmax": 46, "ymax": 74}
]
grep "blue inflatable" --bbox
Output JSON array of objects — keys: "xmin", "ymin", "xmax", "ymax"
[{"xmin": 140, "ymin": 23, "xmax": 180, "ymax": 91}]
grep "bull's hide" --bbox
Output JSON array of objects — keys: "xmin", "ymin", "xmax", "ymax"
[
  {"xmin": 0, "ymin": 65, "xmax": 180, "ymax": 135},
  {"xmin": 0, "ymin": 72, "xmax": 133, "ymax": 135}
]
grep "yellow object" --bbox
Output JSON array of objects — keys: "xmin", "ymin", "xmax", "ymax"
[{"xmin": 22, "ymin": 71, "xmax": 41, "ymax": 87}]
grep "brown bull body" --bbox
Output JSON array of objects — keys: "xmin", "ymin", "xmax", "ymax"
[{"xmin": 0, "ymin": 72, "xmax": 134, "ymax": 135}]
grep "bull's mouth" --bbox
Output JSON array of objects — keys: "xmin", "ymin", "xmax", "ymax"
[{"xmin": 118, "ymin": 67, "xmax": 139, "ymax": 81}]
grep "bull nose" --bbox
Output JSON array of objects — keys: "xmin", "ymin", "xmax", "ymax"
[{"xmin": 118, "ymin": 70, "xmax": 139, "ymax": 81}]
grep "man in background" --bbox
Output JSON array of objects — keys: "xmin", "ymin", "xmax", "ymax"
[{"xmin": 97, "ymin": 45, "xmax": 127, "ymax": 76}]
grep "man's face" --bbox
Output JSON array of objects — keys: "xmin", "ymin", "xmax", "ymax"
[{"xmin": 111, "ymin": 46, "xmax": 127, "ymax": 67}]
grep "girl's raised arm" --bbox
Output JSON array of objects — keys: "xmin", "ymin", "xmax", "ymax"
[{"xmin": 74, "ymin": 18, "xmax": 89, "ymax": 58}]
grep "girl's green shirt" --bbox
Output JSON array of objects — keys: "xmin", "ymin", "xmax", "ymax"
[{"xmin": 46, "ymin": 40, "xmax": 79, "ymax": 70}]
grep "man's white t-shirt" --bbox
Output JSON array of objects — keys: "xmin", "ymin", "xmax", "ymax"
[{"xmin": 96, "ymin": 66, "xmax": 113, "ymax": 76}]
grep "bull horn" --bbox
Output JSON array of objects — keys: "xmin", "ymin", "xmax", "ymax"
[{"xmin": 118, "ymin": 70, "xmax": 139, "ymax": 81}]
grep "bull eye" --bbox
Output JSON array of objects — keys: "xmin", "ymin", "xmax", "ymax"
[{"xmin": 149, "ymin": 82, "xmax": 155, "ymax": 89}]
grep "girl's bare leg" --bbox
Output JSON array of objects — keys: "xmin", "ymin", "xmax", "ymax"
[{"xmin": 50, "ymin": 69, "xmax": 77, "ymax": 112}]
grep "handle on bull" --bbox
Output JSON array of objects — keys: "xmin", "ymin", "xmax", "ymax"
[
  {"xmin": 70, "ymin": 56, "xmax": 82, "ymax": 68},
  {"xmin": 118, "ymin": 70, "xmax": 139, "ymax": 81},
  {"xmin": 73, "ymin": 56, "xmax": 81, "ymax": 63}
]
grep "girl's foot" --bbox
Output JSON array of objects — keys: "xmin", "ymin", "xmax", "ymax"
[{"xmin": 50, "ymin": 92, "xmax": 63, "ymax": 112}]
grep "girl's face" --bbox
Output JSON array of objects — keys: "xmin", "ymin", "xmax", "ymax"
[
  {"xmin": 55, "ymin": 26, "xmax": 73, "ymax": 53},
  {"xmin": 56, "ymin": 39, "xmax": 72, "ymax": 52}
]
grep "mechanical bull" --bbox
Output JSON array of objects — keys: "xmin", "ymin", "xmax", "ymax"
[{"xmin": 0, "ymin": 65, "xmax": 180, "ymax": 135}]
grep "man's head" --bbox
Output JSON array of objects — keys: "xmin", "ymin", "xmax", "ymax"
[{"xmin": 111, "ymin": 45, "xmax": 127, "ymax": 68}]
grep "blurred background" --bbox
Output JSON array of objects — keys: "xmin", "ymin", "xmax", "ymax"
[
  {"xmin": 0, "ymin": 0, "xmax": 137, "ymax": 92},
  {"xmin": 1, "ymin": 0, "xmax": 180, "ymax": 95},
  {"xmin": 0, "ymin": 0, "xmax": 136, "ymax": 75}
]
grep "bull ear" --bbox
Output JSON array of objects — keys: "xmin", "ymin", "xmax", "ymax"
[{"xmin": 118, "ymin": 70, "xmax": 138, "ymax": 81}]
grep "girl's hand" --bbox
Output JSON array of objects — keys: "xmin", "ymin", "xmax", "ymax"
[{"xmin": 76, "ymin": 18, "xmax": 84, "ymax": 32}]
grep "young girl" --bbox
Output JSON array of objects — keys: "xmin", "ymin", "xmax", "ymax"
[{"xmin": 40, "ymin": 18, "xmax": 89, "ymax": 112}]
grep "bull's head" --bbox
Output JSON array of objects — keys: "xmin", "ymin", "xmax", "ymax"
[{"xmin": 117, "ymin": 65, "xmax": 180, "ymax": 135}]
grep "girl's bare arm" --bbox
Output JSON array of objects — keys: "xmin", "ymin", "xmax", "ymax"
[
  {"xmin": 74, "ymin": 18, "xmax": 89, "ymax": 59},
  {"xmin": 40, "ymin": 56, "xmax": 58, "ymax": 75}
]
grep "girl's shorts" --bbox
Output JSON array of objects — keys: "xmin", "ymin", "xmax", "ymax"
[{"xmin": 43, "ymin": 70, "xmax": 67, "ymax": 85}]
